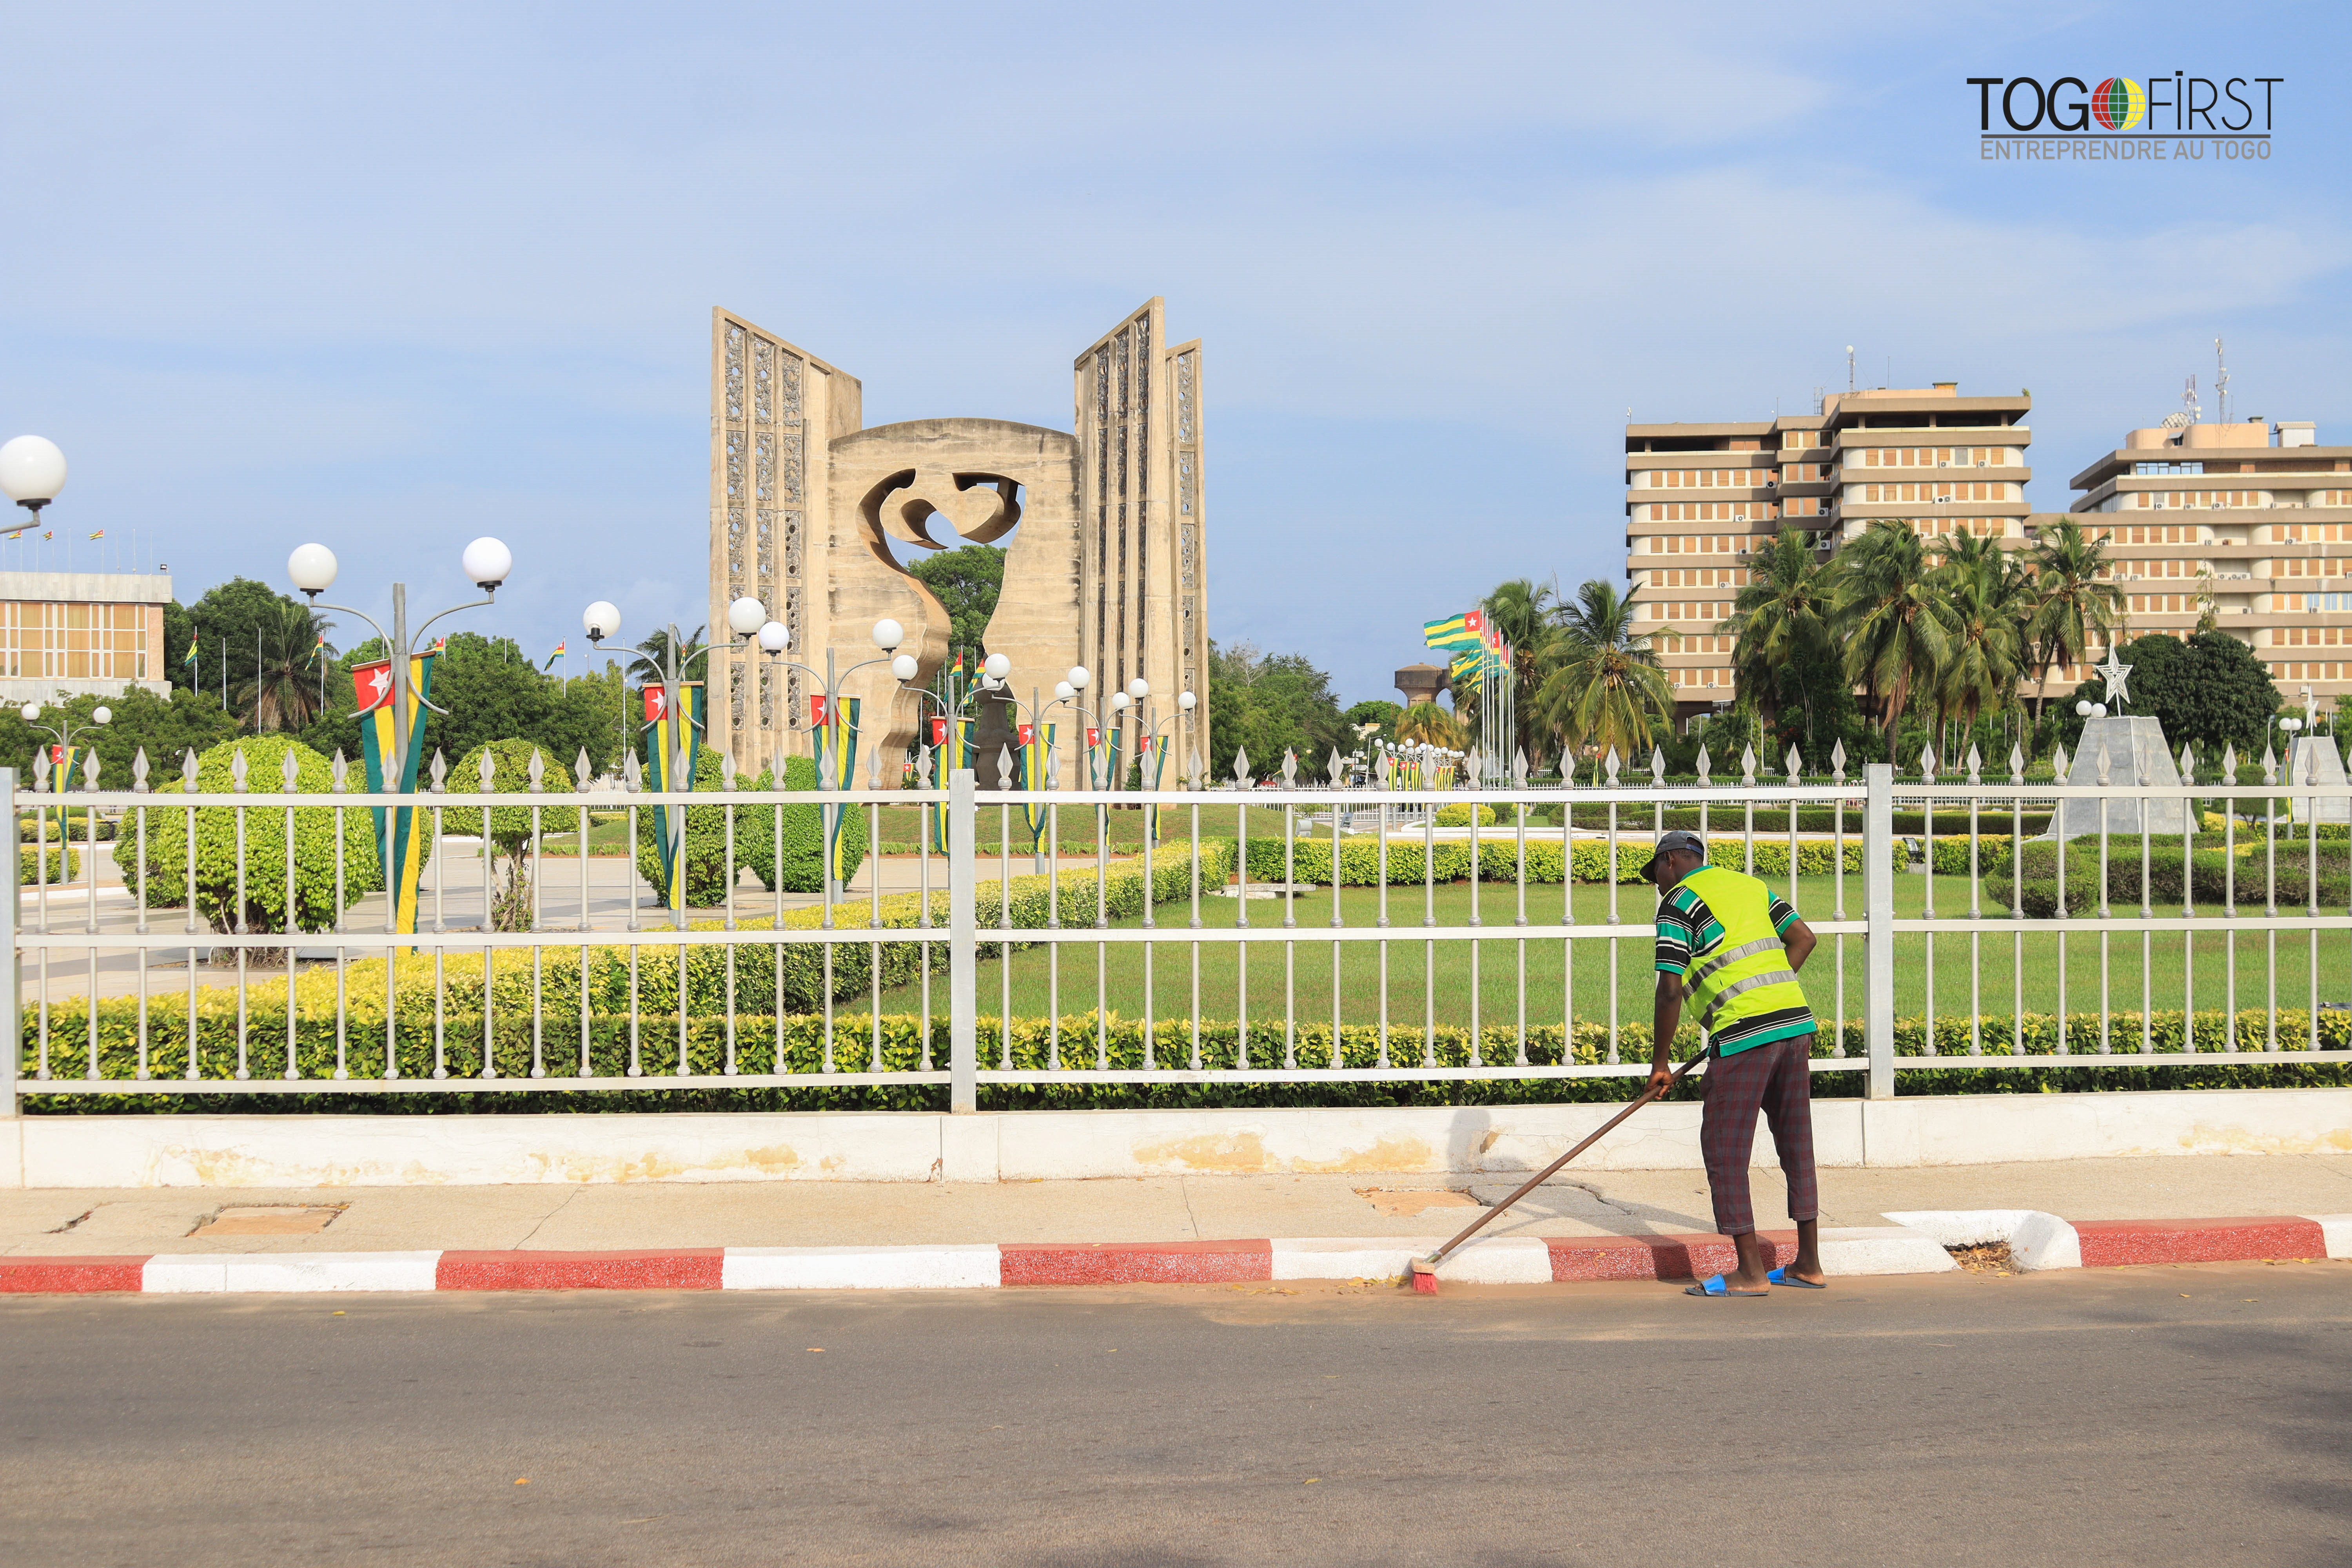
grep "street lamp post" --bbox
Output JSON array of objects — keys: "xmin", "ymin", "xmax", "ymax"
[
  {"xmin": 290, "ymin": 539, "xmax": 511, "ymax": 780},
  {"xmin": 0, "ymin": 436, "xmax": 68, "ymax": 537},
  {"xmin": 20, "ymin": 701, "xmax": 108, "ymax": 794}
]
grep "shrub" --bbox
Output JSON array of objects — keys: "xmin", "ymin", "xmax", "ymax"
[
  {"xmin": 1433, "ymin": 803, "xmax": 1497, "ymax": 827},
  {"xmin": 20, "ymin": 807, "xmax": 113, "ymax": 842},
  {"xmin": 452, "ymin": 739, "xmax": 560, "ymax": 931},
  {"xmin": 20, "ymin": 845, "xmax": 77, "ymax": 885},
  {"xmin": 731, "ymin": 756, "xmax": 868, "ymax": 895},
  {"xmin": 109, "ymin": 735, "xmax": 382, "ymax": 935}
]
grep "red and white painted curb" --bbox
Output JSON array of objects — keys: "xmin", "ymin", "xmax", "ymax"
[{"xmin": 2, "ymin": 1216, "xmax": 2343, "ymax": 1296}]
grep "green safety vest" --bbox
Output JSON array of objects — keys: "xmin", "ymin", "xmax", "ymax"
[{"xmin": 1670, "ymin": 865, "xmax": 1809, "ymax": 1041}]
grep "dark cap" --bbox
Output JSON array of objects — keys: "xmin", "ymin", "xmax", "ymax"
[{"xmin": 1640, "ymin": 829, "xmax": 1707, "ymax": 880}]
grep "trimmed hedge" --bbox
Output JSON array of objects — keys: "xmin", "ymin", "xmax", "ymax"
[
  {"xmin": 1242, "ymin": 835, "xmax": 1896, "ymax": 887},
  {"xmin": 1433, "ymin": 803, "xmax": 1497, "ymax": 827},
  {"xmin": 19, "ymin": 844, "xmax": 77, "ymax": 885},
  {"xmin": 22, "ymin": 1003, "xmax": 2347, "ymax": 1114},
  {"xmin": 1985, "ymin": 840, "xmax": 2352, "ymax": 916}
]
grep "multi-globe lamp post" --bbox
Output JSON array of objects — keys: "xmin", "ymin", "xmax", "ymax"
[
  {"xmin": 288, "ymin": 537, "xmax": 514, "ymax": 773},
  {"xmin": 20, "ymin": 701, "xmax": 107, "ymax": 795}
]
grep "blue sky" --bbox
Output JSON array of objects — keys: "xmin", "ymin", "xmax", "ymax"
[{"xmin": 2, "ymin": 2, "xmax": 2345, "ymax": 706}]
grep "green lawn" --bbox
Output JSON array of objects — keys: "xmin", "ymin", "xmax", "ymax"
[{"xmin": 872, "ymin": 870, "xmax": 2352, "ymax": 1042}]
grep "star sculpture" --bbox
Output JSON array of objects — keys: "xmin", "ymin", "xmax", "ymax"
[{"xmin": 2094, "ymin": 653, "xmax": 2133, "ymax": 711}]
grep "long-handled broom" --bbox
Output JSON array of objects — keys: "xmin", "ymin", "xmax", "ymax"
[{"xmin": 1406, "ymin": 1050, "xmax": 1709, "ymax": 1294}]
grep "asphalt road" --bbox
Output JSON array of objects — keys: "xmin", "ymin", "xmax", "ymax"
[{"xmin": 3, "ymin": 1265, "xmax": 2347, "ymax": 1567}]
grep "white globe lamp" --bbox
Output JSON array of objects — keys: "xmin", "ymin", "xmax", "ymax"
[
  {"xmin": 1177, "ymin": 690, "xmax": 1196, "ymax": 711},
  {"xmin": 583, "ymin": 601, "xmax": 621, "ymax": 643},
  {"xmin": 757, "ymin": 620, "xmax": 789, "ymax": 653},
  {"xmin": 0, "ymin": 436, "xmax": 66, "ymax": 512},
  {"xmin": 18, "ymin": 703, "xmax": 37, "ymax": 722},
  {"xmin": 2074, "ymin": 700, "xmax": 2092, "ymax": 718},
  {"xmin": 287, "ymin": 543, "xmax": 338, "ymax": 598},
  {"xmin": 872, "ymin": 618, "xmax": 904, "ymax": 651},
  {"xmin": 728, "ymin": 597, "xmax": 766, "ymax": 637},
  {"xmin": 461, "ymin": 537, "xmax": 512, "ymax": 592},
  {"xmin": 1128, "ymin": 677, "xmax": 1149, "ymax": 700},
  {"xmin": 92, "ymin": 706, "xmax": 110, "ymax": 726},
  {"xmin": 891, "ymin": 654, "xmax": 919, "ymax": 682},
  {"xmin": 1054, "ymin": 681, "xmax": 1074, "ymax": 701},
  {"xmin": 1067, "ymin": 666, "xmax": 1089, "ymax": 691},
  {"xmin": 1110, "ymin": 691, "xmax": 1130, "ymax": 711},
  {"xmin": 984, "ymin": 652, "xmax": 1011, "ymax": 679}
]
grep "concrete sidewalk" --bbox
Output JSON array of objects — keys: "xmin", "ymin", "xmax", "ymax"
[{"xmin": 7, "ymin": 1152, "xmax": 2350, "ymax": 1256}]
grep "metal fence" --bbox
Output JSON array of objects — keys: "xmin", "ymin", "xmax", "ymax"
[{"xmin": 6, "ymin": 748, "xmax": 2350, "ymax": 1115}]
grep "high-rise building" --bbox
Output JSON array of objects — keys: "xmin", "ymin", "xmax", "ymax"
[
  {"xmin": 1624, "ymin": 385, "xmax": 2032, "ymax": 724},
  {"xmin": 2067, "ymin": 417, "xmax": 2352, "ymax": 709}
]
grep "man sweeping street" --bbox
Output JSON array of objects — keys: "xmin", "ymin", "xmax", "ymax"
[{"xmin": 1641, "ymin": 830, "xmax": 1826, "ymax": 1297}]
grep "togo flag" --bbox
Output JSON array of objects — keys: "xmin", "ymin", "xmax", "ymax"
[
  {"xmin": 1138, "ymin": 731, "xmax": 1171, "ymax": 840},
  {"xmin": 813, "ymin": 694, "xmax": 861, "ymax": 884},
  {"xmin": 641, "ymin": 682, "xmax": 705, "ymax": 913},
  {"xmin": 1014, "ymin": 722, "xmax": 1054, "ymax": 849},
  {"xmin": 353, "ymin": 649, "xmax": 439, "ymax": 936},
  {"xmin": 926, "ymin": 713, "xmax": 976, "ymax": 854},
  {"xmin": 47, "ymin": 743, "xmax": 83, "ymax": 794},
  {"xmin": 1424, "ymin": 607, "xmax": 1484, "ymax": 653}
]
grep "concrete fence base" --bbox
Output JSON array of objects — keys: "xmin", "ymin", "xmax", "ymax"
[{"xmin": 1, "ymin": 1085, "xmax": 2347, "ymax": 1189}]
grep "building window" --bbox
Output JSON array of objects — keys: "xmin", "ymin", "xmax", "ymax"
[
  {"xmin": 1858, "ymin": 446, "xmax": 2010, "ymax": 468},
  {"xmin": 0, "ymin": 601, "xmax": 150, "ymax": 682},
  {"xmin": 2138, "ymin": 490, "xmax": 2253, "ymax": 510},
  {"xmin": 2134, "ymin": 461, "xmax": 2205, "ymax": 476}
]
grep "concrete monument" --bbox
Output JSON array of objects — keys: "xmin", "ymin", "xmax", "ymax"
[{"xmin": 704, "ymin": 301, "xmax": 1210, "ymax": 787}]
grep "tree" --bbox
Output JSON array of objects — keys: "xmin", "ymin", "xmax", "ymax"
[
  {"xmin": 2058, "ymin": 632, "xmax": 2280, "ymax": 756},
  {"xmin": 2025, "ymin": 518, "xmax": 2125, "ymax": 721},
  {"xmin": 1341, "ymin": 699, "xmax": 1402, "ymax": 742},
  {"xmin": 451, "ymin": 739, "xmax": 550, "ymax": 931},
  {"xmin": 1722, "ymin": 530, "xmax": 1833, "ymax": 743},
  {"xmin": 906, "ymin": 543, "xmax": 1005, "ymax": 653},
  {"xmin": 1394, "ymin": 702, "xmax": 1465, "ymax": 749},
  {"xmin": 1206, "ymin": 640, "xmax": 1347, "ymax": 780},
  {"xmin": 0, "ymin": 686, "xmax": 239, "ymax": 788},
  {"xmin": 422, "ymin": 633, "xmax": 555, "ymax": 766},
  {"xmin": 163, "ymin": 599, "xmax": 198, "ymax": 693},
  {"xmin": 185, "ymin": 577, "xmax": 310, "ymax": 710},
  {"xmin": 237, "ymin": 597, "xmax": 337, "ymax": 733},
  {"xmin": 1829, "ymin": 522, "xmax": 1954, "ymax": 736},
  {"xmin": 1926, "ymin": 532, "xmax": 2028, "ymax": 760},
  {"xmin": 1476, "ymin": 577, "xmax": 1562, "ymax": 768},
  {"xmin": 1532, "ymin": 580, "xmax": 1671, "ymax": 766}
]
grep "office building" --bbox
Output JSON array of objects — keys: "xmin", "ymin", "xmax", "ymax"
[
  {"xmin": 1624, "ymin": 385, "xmax": 2033, "ymax": 724},
  {"xmin": 0, "ymin": 570, "xmax": 172, "ymax": 706}
]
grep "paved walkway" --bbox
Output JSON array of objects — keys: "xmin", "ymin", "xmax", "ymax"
[{"xmin": 5, "ymin": 1152, "xmax": 2347, "ymax": 1256}]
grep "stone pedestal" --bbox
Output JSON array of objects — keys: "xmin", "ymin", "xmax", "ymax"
[
  {"xmin": 2287, "ymin": 735, "xmax": 2350, "ymax": 823},
  {"xmin": 2053, "ymin": 715, "xmax": 2187, "ymax": 838}
]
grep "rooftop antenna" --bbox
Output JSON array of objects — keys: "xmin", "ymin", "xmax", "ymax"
[
  {"xmin": 2181, "ymin": 372, "xmax": 2201, "ymax": 425},
  {"xmin": 1812, "ymin": 385, "xmax": 1825, "ymax": 416},
  {"xmin": 2214, "ymin": 337, "xmax": 2230, "ymax": 426},
  {"xmin": 1845, "ymin": 346, "xmax": 1855, "ymax": 394}
]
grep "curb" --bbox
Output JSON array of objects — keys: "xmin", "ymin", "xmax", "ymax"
[{"xmin": 2, "ymin": 1216, "xmax": 2344, "ymax": 1296}]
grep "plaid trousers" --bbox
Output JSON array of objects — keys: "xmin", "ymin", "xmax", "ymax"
[{"xmin": 1699, "ymin": 1032, "xmax": 1818, "ymax": 1236}]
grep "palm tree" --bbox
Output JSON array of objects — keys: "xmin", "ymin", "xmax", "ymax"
[
  {"xmin": 238, "ymin": 600, "xmax": 336, "ymax": 733},
  {"xmin": 1394, "ymin": 702, "xmax": 1465, "ymax": 749},
  {"xmin": 2024, "ymin": 519, "xmax": 2125, "ymax": 720},
  {"xmin": 1477, "ymin": 577, "xmax": 1561, "ymax": 768},
  {"xmin": 629, "ymin": 625, "xmax": 708, "ymax": 688},
  {"xmin": 1534, "ymin": 579, "xmax": 1673, "ymax": 769},
  {"xmin": 1720, "ymin": 530, "xmax": 1833, "ymax": 747},
  {"xmin": 1829, "ymin": 521, "xmax": 1955, "ymax": 738},
  {"xmin": 1928, "ymin": 532, "xmax": 2028, "ymax": 761}
]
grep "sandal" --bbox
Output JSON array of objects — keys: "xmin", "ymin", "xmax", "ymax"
[
  {"xmin": 1767, "ymin": 1266, "xmax": 1827, "ymax": 1290},
  {"xmin": 1684, "ymin": 1273, "xmax": 1769, "ymax": 1298}
]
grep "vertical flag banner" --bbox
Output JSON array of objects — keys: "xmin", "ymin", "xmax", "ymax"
[
  {"xmin": 354, "ymin": 650, "xmax": 439, "ymax": 936},
  {"xmin": 1087, "ymin": 724, "xmax": 1124, "ymax": 791},
  {"xmin": 817, "ymin": 695, "xmax": 861, "ymax": 884},
  {"xmin": 1014, "ymin": 721, "xmax": 1054, "ymax": 849},
  {"xmin": 50, "ymin": 744, "xmax": 82, "ymax": 795},
  {"xmin": 924, "ymin": 714, "xmax": 976, "ymax": 853},
  {"xmin": 1139, "ymin": 732, "xmax": 1170, "ymax": 838},
  {"xmin": 641, "ymin": 681, "xmax": 706, "ymax": 913}
]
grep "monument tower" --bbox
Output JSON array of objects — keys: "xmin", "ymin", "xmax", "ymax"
[{"xmin": 706, "ymin": 300, "xmax": 1209, "ymax": 786}]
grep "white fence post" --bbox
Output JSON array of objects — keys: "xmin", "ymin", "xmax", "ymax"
[
  {"xmin": 948, "ymin": 767, "xmax": 976, "ymax": 1114},
  {"xmin": 1864, "ymin": 761, "xmax": 1895, "ymax": 1099}
]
